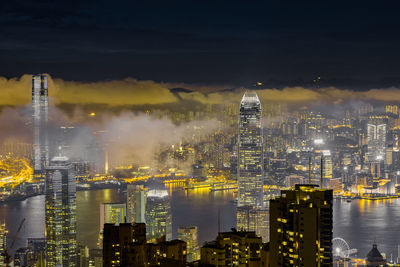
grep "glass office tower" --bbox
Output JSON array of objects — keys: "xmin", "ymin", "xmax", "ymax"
[
  {"xmin": 45, "ymin": 156, "xmax": 77, "ymax": 267},
  {"xmin": 32, "ymin": 74, "xmax": 49, "ymax": 175},
  {"xmin": 237, "ymin": 92, "xmax": 263, "ymax": 207}
]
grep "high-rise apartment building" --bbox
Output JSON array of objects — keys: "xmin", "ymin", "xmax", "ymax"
[
  {"xmin": 145, "ymin": 190, "xmax": 172, "ymax": 242},
  {"xmin": 238, "ymin": 92, "xmax": 263, "ymax": 207},
  {"xmin": 201, "ymin": 230, "xmax": 263, "ymax": 266},
  {"xmin": 32, "ymin": 74, "xmax": 49, "ymax": 174},
  {"xmin": 103, "ymin": 223, "xmax": 186, "ymax": 267},
  {"xmin": 45, "ymin": 156, "xmax": 77, "ymax": 267},
  {"xmin": 127, "ymin": 184, "xmax": 146, "ymax": 224},
  {"xmin": 270, "ymin": 184, "xmax": 333, "ymax": 266},
  {"xmin": 103, "ymin": 223, "xmax": 147, "ymax": 267},
  {"xmin": 177, "ymin": 226, "xmax": 200, "ymax": 262},
  {"xmin": 146, "ymin": 239, "xmax": 187, "ymax": 266}
]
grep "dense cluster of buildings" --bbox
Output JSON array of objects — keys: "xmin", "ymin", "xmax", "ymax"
[{"xmin": 3, "ymin": 74, "xmax": 400, "ymax": 266}]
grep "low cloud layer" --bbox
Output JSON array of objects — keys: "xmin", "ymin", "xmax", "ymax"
[
  {"xmin": 99, "ymin": 112, "xmax": 220, "ymax": 166},
  {"xmin": 2, "ymin": 74, "xmax": 400, "ymax": 169},
  {"xmin": 2, "ymin": 75, "xmax": 400, "ymax": 110},
  {"xmin": 0, "ymin": 103, "xmax": 220, "ymax": 169}
]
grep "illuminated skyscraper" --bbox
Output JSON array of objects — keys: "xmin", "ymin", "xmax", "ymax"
[
  {"xmin": 99, "ymin": 203, "xmax": 126, "ymax": 232},
  {"xmin": 236, "ymin": 207, "xmax": 269, "ymax": 242},
  {"xmin": 32, "ymin": 75, "xmax": 49, "ymax": 174},
  {"xmin": 322, "ymin": 151, "xmax": 333, "ymax": 180},
  {"xmin": 238, "ymin": 91, "xmax": 263, "ymax": 207},
  {"xmin": 0, "ymin": 223, "xmax": 7, "ymax": 266},
  {"xmin": 127, "ymin": 184, "xmax": 146, "ymax": 224},
  {"xmin": 270, "ymin": 184, "xmax": 333, "ymax": 266},
  {"xmin": 237, "ymin": 92, "xmax": 267, "ymax": 240},
  {"xmin": 367, "ymin": 117, "xmax": 387, "ymax": 162},
  {"xmin": 98, "ymin": 202, "xmax": 127, "ymax": 248},
  {"xmin": 145, "ymin": 190, "xmax": 172, "ymax": 242},
  {"xmin": 45, "ymin": 156, "xmax": 77, "ymax": 267},
  {"xmin": 178, "ymin": 226, "xmax": 200, "ymax": 262}
]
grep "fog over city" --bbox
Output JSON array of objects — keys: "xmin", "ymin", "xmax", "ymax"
[
  {"xmin": 0, "ymin": 74, "xmax": 398, "ymax": 170},
  {"xmin": 2, "ymin": 1, "xmax": 400, "ymax": 266},
  {"xmin": 2, "ymin": 74, "xmax": 400, "ymax": 265}
]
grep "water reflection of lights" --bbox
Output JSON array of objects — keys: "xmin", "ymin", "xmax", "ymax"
[{"xmin": 103, "ymin": 189, "xmax": 111, "ymax": 201}]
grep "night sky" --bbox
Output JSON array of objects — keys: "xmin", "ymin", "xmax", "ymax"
[{"xmin": 1, "ymin": 1, "xmax": 400, "ymax": 88}]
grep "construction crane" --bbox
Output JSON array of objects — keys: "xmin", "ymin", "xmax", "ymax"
[
  {"xmin": 5, "ymin": 218, "xmax": 25, "ymax": 265},
  {"xmin": 10, "ymin": 218, "xmax": 25, "ymax": 250}
]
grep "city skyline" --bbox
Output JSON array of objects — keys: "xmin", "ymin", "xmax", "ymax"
[
  {"xmin": 2, "ymin": 74, "xmax": 400, "ymax": 265},
  {"xmin": 2, "ymin": 1, "xmax": 400, "ymax": 266}
]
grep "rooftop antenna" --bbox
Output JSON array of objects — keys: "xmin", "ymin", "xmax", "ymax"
[
  {"xmin": 313, "ymin": 76, "xmax": 321, "ymax": 89},
  {"xmin": 320, "ymin": 156, "xmax": 324, "ymax": 188},
  {"xmin": 308, "ymin": 157, "xmax": 312, "ymax": 184}
]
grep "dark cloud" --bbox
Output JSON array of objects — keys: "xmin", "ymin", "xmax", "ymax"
[
  {"xmin": 0, "ymin": 1, "xmax": 400, "ymax": 86},
  {"xmin": 4, "ymin": 75, "xmax": 400, "ymax": 115}
]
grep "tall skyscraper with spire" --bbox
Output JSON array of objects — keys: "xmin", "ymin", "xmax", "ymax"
[
  {"xmin": 236, "ymin": 92, "xmax": 268, "ymax": 241},
  {"xmin": 32, "ymin": 74, "xmax": 49, "ymax": 174},
  {"xmin": 45, "ymin": 156, "xmax": 77, "ymax": 267},
  {"xmin": 237, "ymin": 91, "xmax": 263, "ymax": 207}
]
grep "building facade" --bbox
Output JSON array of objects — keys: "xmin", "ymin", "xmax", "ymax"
[
  {"xmin": 99, "ymin": 203, "xmax": 126, "ymax": 231},
  {"xmin": 145, "ymin": 190, "xmax": 172, "ymax": 242},
  {"xmin": 237, "ymin": 92, "xmax": 267, "ymax": 241},
  {"xmin": 45, "ymin": 156, "xmax": 77, "ymax": 267},
  {"xmin": 367, "ymin": 118, "xmax": 387, "ymax": 162},
  {"xmin": 177, "ymin": 226, "xmax": 200, "ymax": 262},
  {"xmin": 127, "ymin": 184, "xmax": 146, "ymax": 224},
  {"xmin": 0, "ymin": 223, "xmax": 7, "ymax": 267},
  {"xmin": 32, "ymin": 74, "xmax": 49, "ymax": 175},
  {"xmin": 236, "ymin": 206, "xmax": 269, "ymax": 242},
  {"xmin": 270, "ymin": 184, "xmax": 333, "ymax": 266},
  {"xmin": 102, "ymin": 223, "xmax": 147, "ymax": 267},
  {"xmin": 103, "ymin": 223, "xmax": 186, "ymax": 267},
  {"xmin": 237, "ymin": 91, "xmax": 264, "ymax": 208},
  {"xmin": 98, "ymin": 203, "xmax": 127, "ymax": 249},
  {"xmin": 201, "ymin": 230, "xmax": 263, "ymax": 266}
]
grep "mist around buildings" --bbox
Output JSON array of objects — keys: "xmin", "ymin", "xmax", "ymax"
[{"xmin": 1, "ymin": 74, "xmax": 400, "ymax": 266}]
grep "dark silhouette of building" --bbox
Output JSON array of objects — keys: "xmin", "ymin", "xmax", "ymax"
[
  {"xmin": 366, "ymin": 243, "xmax": 386, "ymax": 267},
  {"xmin": 147, "ymin": 237, "xmax": 186, "ymax": 266},
  {"xmin": 103, "ymin": 223, "xmax": 186, "ymax": 267},
  {"xmin": 200, "ymin": 230, "xmax": 264, "ymax": 266},
  {"xmin": 103, "ymin": 223, "xmax": 147, "ymax": 267},
  {"xmin": 270, "ymin": 184, "xmax": 333, "ymax": 266}
]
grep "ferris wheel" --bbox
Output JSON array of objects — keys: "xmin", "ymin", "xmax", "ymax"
[{"xmin": 332, "ymin": 237, "xmax": 351, "ymax": 259}]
